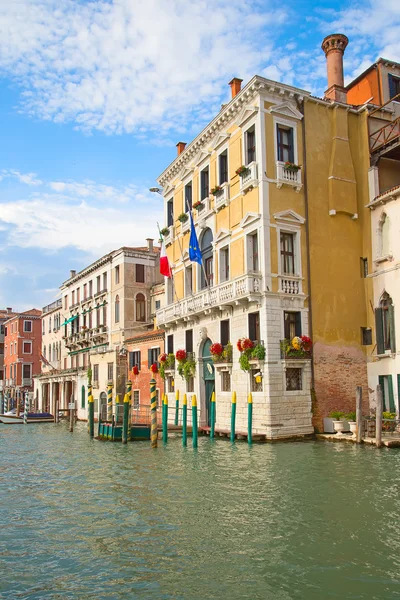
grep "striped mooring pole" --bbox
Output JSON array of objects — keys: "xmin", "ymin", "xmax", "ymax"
[
  {"xmin": 248, "ymin": 392, "xmax": 253, "ymax": 445},
  {"xmin": 162, "ymin": 394, "xmax": 168, "ymax": 444},
  {"xmin": 192, "ymin": 394, "xmax": 198, "ymax": 449},
  {"xmin": 0, "ymin": 391, "xmax": 4, "ymax": 415},
  {"xmin": 174, "ymin": 390, "xmax": 179, "ymax": 426},
  {"xmin": 182, "ymin": 394, "xmax": 187, "ymax": 447},
  {"xmin": 122, "ymin": 393, "xmax": 130, "ymax": 444},
  {"xmin": 210, "ymin": 391, "xmax": 216, "ymax": 440},
  {"xmin": 107, "ymin": 383, "xmax": 113, "ymax": 422},
  {"xmin": 23, "ymin": 392, "xmax": 29, "ymax": 425},
  {"xmin": 230, "ymin": 391, "xmax": 237, "ymax": 443},
  {"xmin": 88, "ymin": 382, "xmax": 94, "ymax": 438},
  {"xmin": 150, "ymin": 377, "xmax": 158, "ymax": 448}
]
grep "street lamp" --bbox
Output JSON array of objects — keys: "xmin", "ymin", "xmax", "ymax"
[{"xmin": 149, "ymin": 187, "xmax": 162, "ymax": 195}]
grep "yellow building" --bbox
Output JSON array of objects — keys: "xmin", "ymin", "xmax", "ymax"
[{"xmin": 155, "ymin": 34, "xmax": 371, "ymax": 438}]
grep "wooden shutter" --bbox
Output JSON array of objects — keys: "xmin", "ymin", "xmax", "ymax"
[
  {"xmin": 276, "ymin": 125, "xmax": 282, "ymax": 161},
  {"xmin": 378, "ymin": 375, "xmax": 385, "ymax": 410},
  {"xmin": 295, "ymin": 312, "xmax": 302, "ymax": 337},
  {"xmin": 388, "ymin": 375, "xmax": 395, "ymax": 412},
  {"xmin": 375, "ymin": 308, "xmax": 384, "ymax": 355},
  {"xmin": 288, "ymin": 128, "xmax": 294, "ymax": 163},
  {"xmin": 138, "ymin": 351, "xmax": 141, "ymax": 370},
  {"xmin": 389, "ymin": 304, "xmax": 396, "ymax": 353},
  {"xmin": 155, "ymin": 347, "xmax": 160, "ymax": 365},
  {"xmin": 148, "ymin": 348, "xmax": 152, "ymax": 368},
  {"xmin": 388, "ymin": 74, "xmax": 396, "ymax": 99},
  {"xmin": 129, "ymin": 352, "xmax": 134, "ymax": 370}
]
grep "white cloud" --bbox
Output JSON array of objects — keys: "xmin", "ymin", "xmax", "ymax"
[
  {"xmin": 0, "ymin": 0, "xmax": 286, "ymax": 135},
  {"xmin": 1, "ymin": 169, "xmax": 43, "ymax": 186}
]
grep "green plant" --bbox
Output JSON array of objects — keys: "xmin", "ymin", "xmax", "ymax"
[
  {"xmin": 177, "ymin": 356, "xmax": 196, "ymax": 381},
  {"xmin": 251, "ymin": 343, "xmax": 265, "ymax": 361},
  {"xmin": 177, "ymin": 213, "xmax": 188, "ymax": 223},
  {"xmin": 329, "ymin": 410, "xmax": 345, "ymax": 421},
  {"xmin": 383, "ymin": 411, "xmax": 396, "ymax": 420},
  {"xmin": 344, "ymin": 411, "xmax": 356, "ymax": 422},
  {"xmin": 236, "ymin": 165, "xmax": 249, "ymax": 176},
  {"xmin": 159, "ymin": 353, "xmax": 176, "ymax": 379},
  {"xmin": 222, "ymin": 342, "xmax": 233, "ymax": 362},
  {"xmin": 239, "ymin": 353, "xmax": 251, "ymax": 372},
  {"xmin": 160, "ymin": 227, "xmax": 170, "ymax": 237}
]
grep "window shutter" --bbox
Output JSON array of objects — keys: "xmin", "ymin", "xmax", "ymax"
[
  {"xmin": 389, "ymin": 304, "xmax": 396, "ymax": 353},
  {"xmin": 148, "ymin": 349, "xmax": 152, "ymax": 368},
  {"xmin": 378, "ymin": 375, "xmax": 385, "ymax": 410},
  {"xmin": 138, "ymin": 351, "xmax": 141, "ymax": 371},
  {"xmin": 276, "ymin": 125, "xmax": 281, "ymax": 161},
  {"xmin": 375, "ymin": 308, "xmax": 384, "ymax": 355},
  {"xmin": 156, "ymin": 347, "xmax": 160, "ymax": 365},
  {"xmin": 288, "ymin": 128, "xmax": 294, "ymax": 163},
  {"xmin": 295, "ymin": 312, "xmax": 302, "ymax": 337},
  {"xmin": 388, "ymin": 375, "xmax": 395, "ymax": 412},
  {"xmin": 388, "ymin": 74, "xmax": 396, "ymax": 99},
  {"xmin": 129, "ymin": 352, "xmax": 134, "ymax": 370}
]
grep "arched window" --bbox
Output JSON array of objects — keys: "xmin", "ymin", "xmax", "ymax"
[
  {"xmin": 136, "ymin": 293, "xmax": 146, "ymax": 322},
  {"xmin": 200, "ymin": 228, "xmax": 213, "ymax": 289},
  {"xmin": 376, "ymin": 292, "xmax": 395, "ymax": 354},
  {"xmin": 115, "ymin": 295, "xmax": 120, "ymax": 323}
]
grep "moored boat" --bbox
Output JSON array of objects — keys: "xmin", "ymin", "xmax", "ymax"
[{"xmin": 0, "ymin": 409, "xmax": 54, "ymax": 424}]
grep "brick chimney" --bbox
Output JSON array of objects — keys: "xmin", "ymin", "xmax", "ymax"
[
  {"xmin": 70, "ymin": 269, "xmax": 76, "ymax": 278},
  {"xmin": 146, "ymin": 238, "xmax": 154, "ymax": 252},
  {"xmin": 229, "ymin": 77, "xmax": 243, "ymax": 99},
  {"xmin": 176, "ymin": 142, "xmax": 186, "ymax": 155},
  {"xmin": 6, "ymin": 307, "xmax": 12, "ymax": 313},
  {"xmin": 321, "ymin": 34, "xmax": 349, "ymax": 103}
]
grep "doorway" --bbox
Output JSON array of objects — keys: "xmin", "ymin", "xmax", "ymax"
[{"xmin": 202, "ymin": 338, "xmax": 215, "ymax": 426}]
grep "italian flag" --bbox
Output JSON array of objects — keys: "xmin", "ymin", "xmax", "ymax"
[{"xmin": 160, "ymin": 239, "xmax": 172, "ymax": 278}]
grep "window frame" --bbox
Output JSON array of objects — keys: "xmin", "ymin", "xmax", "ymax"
[
  {"xmin": 218, "ymin": 149, "xmax": 228, "ymax": 186},
  {"xmin": 219, "ymin": 245, "xmax": 230, "ymax": 283},
  {"xmin": 136, "ymin": 264, "xmax": 145, "ymax": 283},
  {"xmin": 277, "ymin": 227, "xmax": 301, "ymax": 277},
  {"xmin": 135, "ymin": 293, "xmax": 146, "ymax": 322},
  {"xmin": 200, "ymin": 167, "xmax": 209, "ymax": 202},
  {"xmin": 23, "ymin": 341, "xmax": 32, "ymax": 355},
  {"xmin": 244, "ymin": 125, "xmax": 256, "ymax": 165},
  {"xmin": 184, "ymin": 181, "xmax": 193, "ymax": 212},
  {"xmin": 273, "ymin": 116, "xmax": 298, "ymax": 166},
  {"xmin": 167, "ymin": 198, "xmax": 174, "ymax": 227},
  {"xmin": 23, "ymin": 320, "xmax": 32, "ymax": 333}
]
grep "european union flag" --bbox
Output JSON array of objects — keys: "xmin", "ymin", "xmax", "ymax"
[{"xmin": 188, "ymin": 211, "xmax": 202, "ymax": 264}]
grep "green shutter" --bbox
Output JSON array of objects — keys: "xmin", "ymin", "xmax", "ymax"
[
  {"xmin": 388, "ymin": 375, "xmax": 395, "ymax": 412},
  {"xmin": 128, "ymin": 352, "xmax": 134, "ymax": 370},
  {"xmin": 379, "ymin": 375, "xmax": 385, "ymax": 410},
  {"xmin": 389, "ymin": 304, "xmax": 396, "ymax": 353},
  {"xmin": 375, "ymin": 308, "xmax": 385, "ymax": 355},
  {"xmin": 148, "ymin": 349, "xmax": 152, "ymax": 368}
]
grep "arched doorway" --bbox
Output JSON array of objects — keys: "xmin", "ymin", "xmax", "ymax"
[
  {"xmin": 202, "ymin": 338, "xmax": 215, "ymax": 426},
  {"xmin": 99, "ymin": 391, "xmax": 107, "ymax": 421}
]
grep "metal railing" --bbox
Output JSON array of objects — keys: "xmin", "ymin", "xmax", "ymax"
[
  {"xmin": 363, "ymin": 417, "xmax": 400, "ymax": 438},
  {"xmin": 370, "ymin": 116, "xmax": 400, "ymax": 153}
]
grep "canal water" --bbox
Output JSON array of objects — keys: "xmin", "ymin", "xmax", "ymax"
[{"xmin": 1, "ymin": 424, "xmax": 400, "ymax": 600}]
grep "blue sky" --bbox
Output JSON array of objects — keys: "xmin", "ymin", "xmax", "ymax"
[{"xmin": 0, "ymin": 0, "xmax": 399, "ymax": 310}]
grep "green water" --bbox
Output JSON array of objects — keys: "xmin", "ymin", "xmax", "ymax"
[{"xmin": 1, "ymin": 424, "xmax": 400, "ymax": 599}]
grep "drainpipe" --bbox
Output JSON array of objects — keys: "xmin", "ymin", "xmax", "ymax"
[{"xmin": 297, "ymin": 98, "xmax": 315, "ymax": 388}]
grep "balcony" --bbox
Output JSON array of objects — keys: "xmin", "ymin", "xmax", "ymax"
[
  {"xmin": 42, "ymin": 299, "xmax": 62, "ymax": 314},
  {"xmin": 276, "ymin": 162, "xmax": 302, "ymax": 192},
  {"xmin": 370, "ymin": 116, "xmax": 400, "ymax": 154},
  {"xmin": 279, "ymin": 276, "xmax": 302, "ymax": 295},
  {"xmin": 163, "ymin": 225, "xmax": 174, "ymax": 246},
  {"xmin": 280, "ymin": 340, "xmax": 312, "ymax": 360},
  {"xmin": 94, "ymin": 289, "xmax": 107, "ymax": 298},
  {"xmin": 213, "ymin": 184, "xmax": 230, "ymax": 211},
  {"xmin": 181, "ymin": 217, "xmax": 190, "ymax": 235},
  {"xmin": 5, "ymin": 378, "xmax": 15, "ymax": 386},
  {"xmin": 22, "ymin": 378, "xmax": 32, "ymax": 387},
  {"xmin": 239, "ymin": 162, "xmax": 258, "ymax": 193},
  {"xmin": 156, "ymin": 274, "xmax": 262, "ymax": 326},
  {"xmin": 90, "ymin": 345, "xmax": 110, "ymax": 355}
]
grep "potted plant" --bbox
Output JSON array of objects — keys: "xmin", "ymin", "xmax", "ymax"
[
  {"xmin": 237, "ymin": 338, "xmax": 254, "ymax": 372},
  {"xmin": 251, "ymin": 343, "xmax": 266, "ymax": 361},
  {"xmin": 150, "ymin": 362, "xmax": 158, "ymax": 374},
  {"xmin": 210, "ymin": 342, "xmax": 224, "ymax": 362},
  {"xmin": 177, "ymin": 213, "xmax": 188, "ymax": 223},
  {"xmin": 160, "ymin": 227, "xmax": 170, "ymax": 237},
  {"xmin": 193, "ymin": 201, "xmax": 203, "ymax": 210},
  {"xmin": 345, "ymin": 411, "xmax": 357, "ymax": 436},
  {"xmin": 329, "ymin": 410, "xmax": 346, "ymax": 435},
  {"xmin": 175, "ymin": 349, "xmax": 196, "ymax": 381},
  {"xmin": 211, "ymin": 185, "xmax": 223, "ymax": 196},
  {"xmin": 236, "ymin": 165, "xmax": 249, "ymax": 176},
  {"xmin": 284, "ymin": 162, "xmax": 301, "ymax": 172}
]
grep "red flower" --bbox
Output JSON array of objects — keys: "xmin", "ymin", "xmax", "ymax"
[
  {"xmin": 237, "ymin": 339, "xmax": 243, "ymax": 352},
  {"xmin": 132, "ymin": 365, "xmax": 139, "ymax": 376},
  {"xmin": 210, "ymin": 342, "xmax": 223, "ymax": 356},
  {"xmin": 175, "ymin": 349, "xmax": 187, "ymax": 362},
  {"xmin": 159, "ymin": 353, "xmax": 167, "ymax": 363},
  {"xmin": 150, "ymin": 363, "xmax": 158, "ymax": 373},
  {"xmin": 300, "ymin": 335, "xmax": 312, "ymax": 345},
  {"xmin": 241, "ymin": 338, "xmax": 253, "ymax": 351}
]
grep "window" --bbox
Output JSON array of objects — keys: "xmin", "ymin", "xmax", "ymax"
[
  {"xmin": 185, "ymin": 265, "xmax": 193, "ymax": 296},
  {"xmin": 0, "ymin": 343, "xmax": 4, "ymax": 355},
  {"xmin": 248, "ymin": 232, "xmax": 259, "ymax": 272},
  {"xmin": 83, "ymin": 283, "xmax": 87, "ymax": 299},
  {"xmin": 103, "ymin": 306, "xmax": 107, "ymax": 327},
  {"xmin": 246, "ymin": 126, "xmax": 256, "ymax": 164},
  {"xmin": 23, "ymin": 364, "xmax": 32, "ymax": 380},
  {"xmin": 375, "ymin": 292, "xmax": 395, "ymax": 354},
  {"xmin": 155, "ymin": 300, "xmax": 161, "ymax": 310},
  {"xmin": 200, "ymin": 168, "xmax": 209, "ymax": 201},
  {"xmin": 23, "ymin": 341, "xmax": 32, "ymax": 354},
  {"xmin": 249, "ymin": 312, "xmax": 260, "ymax": 343},
  {"xmin": 220, "ymin": 320, "xmax": 230, "ymax": 347},
  {"xmin": 89, "ymin": 280, "xmax": 93, "ymax": 297},
  {"xmin": 88, "ymin": 310, "xmax": 92, "ymax": 329},
  {"xmin": 49, "ymin": 317, "xmax": 52, "ymax": 333},
  {"xmin": 221, "ymin": 371, "xmax": 231, "ymax": 392},
  {"xmin": 360, "ymin": 257, "xmax": 368, "ymax": 278},
  {"xmin": 167, "ymin": 376, "xmax": 174, "ymax": 393},
  {"xmin": 23, "ymin": 320, "xmax": 32, "ymax": 333},
  {"xmin": 83, "ymin": 352, "xmax": 88, "ymax": 368},
  {"xmin": 77, "ymin": 287, "xmax": 80, "ymax": 303},
  {"xmin": 43, "ymin": 345, "xmax": 46, "ymax": 359},
  {"xmin": 379, "ymin": 375, "xmax": 396, "ymax": 412},
  {"xmin": 200, "ymin": 228, "xmax": 213, "ymax": 289},
  {"xmin": 129, "ymin": 351, "xmax": 141, "ymax": 370},
  {"xmin": 284, "ymin": 312, "xmax": 301, "ymax": 340},
  {"xmin": 184, "ymin": 182, "xmax": 193, "ymax": 212},
  {"xmin": 115, "ymin": 266, "xmax": 120, "ymax": 285},
  {"xmin": 64, "ymin": 295, "xmax": 68, "ymax": 309},
  {"xmin": 167, "ymin": 334, "xmax": 174, "ymax": 355},
  {"xmin": 148, "ymin": 347, "xmax": 160, "ymax": 367},
  {"xmin": 286, "ymin": 367, "xmax": 302, "ymax": 391},
  {"xmin": 185, "ymin": 329, "xmax": 193, "ymax": 354},
  {"xmin": 219, "ymin": 246, "xmax": 229, "ymax": 282},
  {"xmin": 167, "ymin": 199, "xmax": 174, "ymax": 227},
  {"xmin": 115, "ymin": 295, "xmax": 120, "ymax": 323},
  {"xmin": 96, "ymin": 276, "xmax": 101, "ymax": 293},
  {"xmin": 280, "ymin": 232, "xmax": 295, "ymax": 274},
  {"xmin": 136, "ymin": 293, "xmax": 146, "ymax": 322},
  {"xmin": 107, "ymin": 363, "xmax": 113, "ymax": 381},
  {"xmin": 14, "ymin": 342, "xmax": 17, "ymax": 354},
  {"xmin": 166, "ymin": 278, "xmax": 173, "ymax": 305},
  {"xmin": 277, "ymin": 125, "xmax": 294, "ymax": 163},
  {"xmin": 136, "ymin": 264, "xmax": 145, "ymax": 283},
  {"xmin": 219, "ymin": 151, "xmax": 228, "ymax": 185},
  {"xmin": 361, "ymin": 327, "xmax": 372, "ymax": 346},
  {"xmin": 103, "ymin": 272, "xmax": 107, "ymax": 290},
  {"xmin": 42, "ymin": 319, "xmax": 45, "ymax": 335},
  {"xmin": 93, "ymin": 364, "xmax": 99, "ymax": 383},
  {"xmin": 72, "ymin": 290, "xmax": 75, "ymax": 305},
  {"xmin": 388, "ymin": 74, "xmax": 400, "ymax": 100},
  {"xmin": 133, "ymin": 390, "xmax": 140, "ymax": 408},
  {"xmin": 251, "ymin": 369, "xmax": 263, "ymax": 392},
  {"xmin": 187, "ymin": 377, "xmax": 194, "ymax": 393}
]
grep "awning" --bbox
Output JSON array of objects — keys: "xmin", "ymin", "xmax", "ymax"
[{"xmin": 61, "ymin": 314, "xmax": 79, "ymax": 327}]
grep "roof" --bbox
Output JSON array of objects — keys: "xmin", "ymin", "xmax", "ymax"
[
  {"xmin": 3, "ymin": 308, "xmax": 42, "ymax": 324},
  {"xmin": 125, "ymin": 329, "xmax": 165, "ymax": 344},
  {"xmin": 346, "ymin": 58, "xmax": 400, "ymax": 91}
]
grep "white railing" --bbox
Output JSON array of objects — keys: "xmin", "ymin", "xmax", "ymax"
[
  {"xmin": 22, "ymin": 378, "xmax": 32, "ymax": 387},
  {"xmin": 240, "ymin": 162, "xmax": 258, "ymax": 193},
  {"xmin": 279, "ymin": 276, "xmax": 302, "ymax": 294},
  {"xmin": 90, "ymin": 345, "xmax": 110, "ymax": 355},
  {"xmin": 213, "ymin": 183, "xmax": 230, "ymax": 210},
  {"xmin": 163, "ymin": 225, "xmax": 174, "ymax": 246},
  {"xmin": 181, "ymin": 217, "xmax": 190, "ymax": 234},
  {"xmin": 157, "ymin": 274, "xmax": 262, "ymax": 325},
  {"xmin": 194, "ymin": 197, "xmax": 211, "ymax": 218},
  {"xmin": 276, "ymin": 162, "xmax": 302, "ymax": 191}
]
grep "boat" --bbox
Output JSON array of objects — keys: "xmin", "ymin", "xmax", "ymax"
[{"xmin": 0, "ymin": 409, "xmax": 54, "ymax": 424}]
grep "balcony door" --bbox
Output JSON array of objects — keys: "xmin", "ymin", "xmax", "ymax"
[
  {"xmin": 202, "ymin": 338, "xmax": 215, "ymax": 427},
  {"xmin": 200, "ymin": 228, "xmax": 213, "ymax": 289}
]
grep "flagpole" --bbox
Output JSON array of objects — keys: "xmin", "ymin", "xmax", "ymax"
[
  {"xmin": 185, "ymin": 200, "xmax": 210, "ymax": 290},
  {"xmin": 157, "ymin": 222, "xmax": 182, "ymax": 307}
]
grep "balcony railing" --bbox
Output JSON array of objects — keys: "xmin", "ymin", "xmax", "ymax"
[
  {"xmin": 181, "ymin": 217, "xmax": 190, "ymax": 234},
  {"xmin": 94, "ymin": 289, "xmax": 107, "ymax": 298},
  {"xmin": 156, "ymin": 274, "xmax": 262, "ymax": 326},
  {"xmin": 279, "ymin": 275, "xmax": 302, "ymax": 295},
  {"xmin": 90, "ymin": 345, "xmax": 110, "ymax": 355},
  {"xmin": 240, "ymin": 162, "xmax": 258, "ymax": 193},
  {"xmin": 213, "ymin": 184, "xmax": 230, "ymax": 210},
  {"xmin": 280, "ymin": 339, "xmax": 311, "ymax": 360},
  {"xmin": 22, "ymin": 378, "xmax": 32, "ymax": 387},
  {"xmin": 276, "ymin": 162, "xmax": 302, "ymax": 192},
  {"xmin": 42, "ymin": 299, "xmax": 62, "ymax": 314},
  {"xmin": 370, "ymin": 116, "xmax": 400, "ymax": 153}
]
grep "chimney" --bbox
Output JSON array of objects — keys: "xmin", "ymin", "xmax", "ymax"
[
  {"xmin": 70, "ymin": 269, "xmax": 76, "ymax": 278},
  {"xmin": 146, "ymin": 238, "xmax": 154, "ymax": 253},
  {"xmin": 6, "ymin": 307, "xmax": 12, "ymax": 314},
  {"xmin": 176, "ymin": 142, "xmax": 186, "ymax": 155},
  {"xmin": 321, "ymin": 33, "xmax": 349, "ymax": 103},
  {"xmin": 229, "ymin": 77, "xmax": 243, "ymax": 99}
]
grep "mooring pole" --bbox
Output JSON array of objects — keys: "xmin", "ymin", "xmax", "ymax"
[
  {"xmin": 122, "ymin": 393, "xmax": 129, "ymax": 444},
  {"xmin": 23, "ymin": 392, "xmax": 29, "ymax": 425},
  {"xmin": 150, "ymin": 377, "xmax": 157, "ymax": 448},
  {"xmin": 248, "ymin": 392, "xmax": 253, "ymax": 445},
  {"xmin": 174, "ymin": 389, "xmax": 179, "ymax": 426},
  {"xmin": 69, "ymin": 393, "xmax": 74, "ymax": 432},
  {"xmin": 182, "ymin": 393, "xmax": 187, "ymax": 447},
  {"xmin": 88, "ymin": 382, "xmax": 94, "ymax": 438},
  {"xmin": 0, "ymin": 391, "xmax": 4, "ymax": 415},
  {"xmin": 192, "ymin": 395, "xmax": 198, "ymax": 449},
  {"xmin": 107, "ymin": 383, "xmax": 113, "ymax": 422},
  {"xmin": 230, "ymin": 391, "xmax": 237, "ymax": 443},
  {"xmin": 210, "ymin": 391, "xmax": 215, "ymax": 440},
  {"xmin": 163, "ymin": 394, "xmax": 168, "ymax": 444},
  {"xmin": 376, "ymin": 384, "xmax": 383, "ymax": 448},
  {"xmin": 356, "ymin": 386, "xmax": 363, "ymax": 444}
]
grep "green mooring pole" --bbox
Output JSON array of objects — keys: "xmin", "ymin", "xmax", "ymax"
[
  {"xmin": 162, "ymin": 394, "xmax": 168, "ymax": 444},
  {"xmin": 174, "ymin": 390, "xmax": 179, "ymax": 426},
  {"xmin": 182, "ymin": 393, "xmax": 187, "ymax": 447},
  {"xmin": 88, "ymin": 383, "xmax": 94, "ymax": 438},
  {"xmin": 248, "ymin": 392, "xmax": 253, "ymax": 445},
  {"xmin": 230, "ymin": 391, "xmax": 237, "ymax": 443},
  {"xmin": 210, "ymin": 391, "xmax": 216, "ymax": 440},
  {"xmin": 150, "ymin": 377, "xmax": 158, "ymax": 449},
  {"xmin": 122, "ymin": 393, "xmax": 130, "ymax": 444},
  {"xmin": 192, "ymin": 394, "xmax": 198, "ymax": 449}
]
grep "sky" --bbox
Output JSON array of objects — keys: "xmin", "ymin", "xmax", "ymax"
[{"xmin": 0, "ymin": 0, "xmax": 399, "ymax": 311}]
